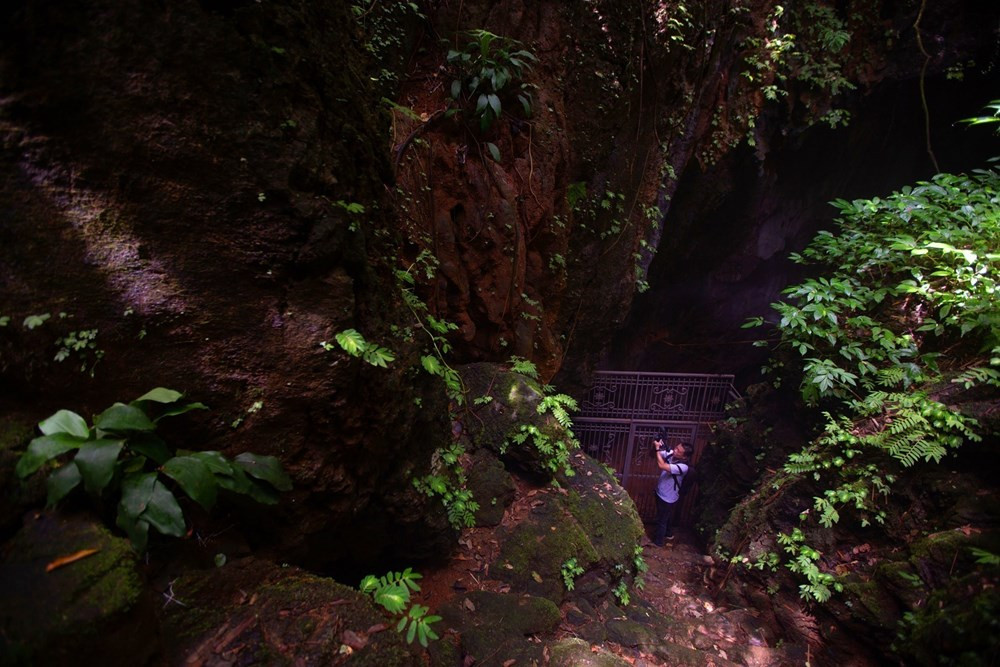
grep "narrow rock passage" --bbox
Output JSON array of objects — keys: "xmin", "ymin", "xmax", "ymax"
[{"xmin": 417, "ymin": 505, "xmax": 812, "ymax": 666}]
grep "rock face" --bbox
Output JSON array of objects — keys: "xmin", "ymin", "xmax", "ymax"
[{"xmin": 0, "ymin": 0, "xmax": 454, "ymax": 569}]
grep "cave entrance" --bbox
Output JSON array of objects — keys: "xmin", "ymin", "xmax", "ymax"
[{"xmin": 575, "ymin": 371, "xmax": 738, "ymax": 525}]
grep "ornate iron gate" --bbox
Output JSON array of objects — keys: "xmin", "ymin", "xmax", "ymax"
[{"xmin": 574, "ymin": 371, "xmax": 738, "ymax": 523}]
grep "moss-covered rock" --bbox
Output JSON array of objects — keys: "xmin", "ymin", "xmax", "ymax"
[
  {"xmin": 438, "ymin": 591, "xmax": 560, "ymax": 667},
  {"xmin": 0, "ymin": 415, "xmax": 43, "ymax": 535},
  {"xmin": 548, "ymin": 637, "xmax": 630, "ymax": 666},
  {"xmin": 467, "ymin": 449, "xmax": 515, "ymax": 527},
  {"xmin": 0, "ymin": 512, "xmax": 156, "ymax": 666},
  {"xmin": 490, "ymin": 452, "xmax": 644, "ymax": 606},
  {"xmin": 459, "ymin": 363, "xmax": 560, "ymax": 480},
  {"xmin": 493, "ymin": 494, "xmax": 597, "ymax": 602},
  {"xmin": 163, "ymin": 557, "xmax": 412, "ymax": 666}
]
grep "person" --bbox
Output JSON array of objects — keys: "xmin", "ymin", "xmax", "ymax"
[{"xmin": 651, "ymin": 433, "xmax": 690, "ymax": 546}]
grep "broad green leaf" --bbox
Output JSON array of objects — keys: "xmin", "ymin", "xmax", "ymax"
[
  {"xmin": 487, "ymin": 94, "xmax": 501, "ymax": 118},
  {"xmin": 141, "ymin": 480, "xmax": 186, "ymax": 537},
  {"xmin": 450, "ymin": 79, "xmax": 461, "ymax": 99},
  {"xmin": 234, "ymin": 453, "xmax": 292, "ymax": 491},
  {"xmin": 185, "ymin": 450, "xmax": 235, "ymax": 475},
  {"xmin": 16, "ymin": 433, "xmax": 87, "ymax": 478},
  {"xmin": 46, "ymin": 462, "xmax": 82, "ymax": 506},
  {"xmin": 156, "ymin": 401, "xmax": 209, "ymax": 420},
  {"xmin": 119, "ymin": 472, "xmax": 158, "ymax": 519},
  {"xmin": 127, "ymin": 432, "xmax": 172, "ymax": 465},
  {"xmin": 214, "ymin": 463, "xmax": 253, "ymax": 495},
  {"xmin": 475, "ymin": 94, "xmax": 488, "ymax": 114},
  {"xmin": 163, "ymin": 456, "xmax": 217, "ymax": 510},
  {"xmin": 245, "ymin": 480, "xmax": 280, "ymax": 505},
  {"xmin": 94, "ymin": 403, "xmax": 156, "ymax": 432},
  {"xmin": 38, "ymin": 410, "xmax": 90, "ymax": 438},
  {"xmin": 133, "ymin": 388, "xmax": 183, "ymax": 404},
  {"xmin": 486, "ymin": 142, "xmax": 501, "ymax": 162},
  {"xmin": 75, "ymin": 439, "xmax": 125, "ymax": 493},
  {"xmin": 116, "ymin": 508, "xmax": 150, "ymax": 552}
]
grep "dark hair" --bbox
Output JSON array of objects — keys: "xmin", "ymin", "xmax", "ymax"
[{"xmin": 673, "ymin": 442, "xmax": 691, "ymax": 461}]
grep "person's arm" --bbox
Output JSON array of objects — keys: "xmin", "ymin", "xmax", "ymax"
[{"xmin": 655, "ymin": 452, "xmax": 672, "ymax": 471}]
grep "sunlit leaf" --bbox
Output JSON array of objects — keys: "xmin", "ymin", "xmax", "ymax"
[
  {"xmin": 38, "ymin": 410, "xmax": 90, "ymax": 439},
  {"xmin": 94, "ymin": 403, "xmax": 156, "ymax": 432}
]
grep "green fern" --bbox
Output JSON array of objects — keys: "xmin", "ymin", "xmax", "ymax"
[{"xmin": 508, "ymin": 355, "xmax": 538, "ymax": 379}]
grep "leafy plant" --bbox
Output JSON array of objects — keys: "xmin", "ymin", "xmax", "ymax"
[
  {"xmin": 561, "ymin": 557, "xmax": 585, "ymax": 591},
  {"xmin": 15, "ymin": 388, "xmax": 291, "ymax": 551},
  {"xmin": 360, "ymin": 568, "xmax": 441, "ymax": 647},
  {"xmin": 961, "ymin": 99, "xmax": 1000, "ymax": 132},
  {"xmin": 396, "ymin": 268, "xmax": 466, "ymax": 404},
  {"xmin": 507, "ymin": 355, "xmax": 538, "ymax": 379},
  {"xmin": 446, "ymin": 29, "xmax": 537, "ymax": 132},
  {"xmin": 413, "ymin": 442, "xmax": 480, "ymax": 530},
  {"xmin": 322, "ymin": 329, "xmax": 396, "ymax": 368},
  {"xmin": 611, "ymin": 580, "xmax": 630, "ymax": 606},
  {"xmin": 740, "ymin": 168, "xmax": 998, "ymax": 603}
]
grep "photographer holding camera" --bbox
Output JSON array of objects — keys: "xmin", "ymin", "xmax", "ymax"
[{"xmin": 650, "ymin": 432, "xmax": 690, "ymax": 546}]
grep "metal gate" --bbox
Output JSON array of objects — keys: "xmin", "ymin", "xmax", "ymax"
[{"xmin": 574, "ymin": 371, "xmax": 738, "ymax": 523}]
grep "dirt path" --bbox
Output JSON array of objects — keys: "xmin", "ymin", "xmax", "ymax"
[{"xmin": 417, "ymin": 512, "xmax": 806, "ymax": 666}]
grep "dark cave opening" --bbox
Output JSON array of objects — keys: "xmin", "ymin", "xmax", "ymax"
[{"xmin": 607, "ymin": 71, "xmax": 1000, "ymax": 390}]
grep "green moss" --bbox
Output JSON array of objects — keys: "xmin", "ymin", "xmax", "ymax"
[
  {"xmin": 494, "ymin": 497, "xmax": 597, "ymax": 601},
  {"xmin": 0, "ymin": 415, "xmax": 34, "ymax": 452},
  {"xmin": 563, "ymin": 457, "xmax": 644, "ymax": 563}
]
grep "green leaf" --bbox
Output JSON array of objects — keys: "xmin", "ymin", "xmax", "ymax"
[
  {"xmin": 487, "ymin": 94, "xmax": 501, "ymax": 118},
  {"xmin": 116, "ymin": 509, "xmax": 150, "ymax": 552},
  {"xmin": 74, "ymin": 439, "xmax": 125, "ymax": 493},
  {"xmin": 156, "ymin": 401, "xmax": 209, "ymax": 420},
  {"xmin": 163, "ymin": 456, "xmax": 218, "ymax": 510},
  {"xmin": 486, "ymin": 142, "xmax": 501, "ymax": 162},
  {"xmin": 127, "ymin": 432, "xmax": 172, "ymax": 465},
  {"xmin": 421, "ymin": 355, "xmax": 443, "ymax": 376},
  {"xmin": 46, "ymin": 462, "xmax": 82, "ymax": 506},
  {"xmin": 119, "ymin": 472, "xmax": 158, "ymax": 519},
  {"xmin": 133, "ymin": 388, "xmax": 184, "ymax": 404},
  {"xmin": 185, "ymin": 450, "xmax": 235, "ymax": 475},
  {"xmin": 213, "ymin": 463, "xmax": 253, "ymax": 494},
  {"xmin": 234, "ymin": 452, "xmax": 292, "ymax": 491},
  {"xmin": 94, "ymin": 403, "xmax": 156, "ymax": 432},
  {"xmin": 450, "ymin": 79, "xmax": 461, "ymax": 99},
  {"xmin": 335, "ymin": 329, "xmax": 366, "ymax": 356},
  {"xmin": 16, "ymin": 433, "xmax": 87, "ymax": 478},
  {"xmin": 141, "ymin": 479, "xmax": 186, "ymax": 537},
  {"xmin": 38, "ymin": 410, "xmax": 90, "ymax": 438}
]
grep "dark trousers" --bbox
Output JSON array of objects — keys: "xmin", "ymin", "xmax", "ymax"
[{"xmin": 653, "ymin": 494, "xmax": 676, "ymax": 546}]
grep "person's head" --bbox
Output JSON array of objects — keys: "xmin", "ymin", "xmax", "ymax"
[{"xmin": 672, "ymin": 442, "xmax": 690, "ymax": 461}]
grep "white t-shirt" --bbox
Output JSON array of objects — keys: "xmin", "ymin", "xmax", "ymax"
[{"xmin": 655, "ymin": 451, "xmax": 688, "ymax": 503}]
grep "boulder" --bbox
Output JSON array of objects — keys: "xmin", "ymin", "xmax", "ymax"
[{"xmin": 0, "ymin": 512, "xmax": 156, "ymax": 666}]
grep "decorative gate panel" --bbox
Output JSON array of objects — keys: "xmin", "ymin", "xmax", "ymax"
[{"xmin": 575, "ymin": 371, "xmax": 738, "ymax": 523}]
